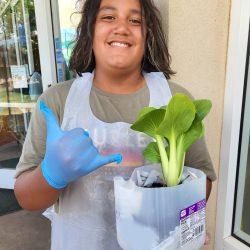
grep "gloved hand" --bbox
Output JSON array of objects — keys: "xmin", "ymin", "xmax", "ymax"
[{"xmin": 40, "ymin": 100, "xmax": 122, "ymax": 189}]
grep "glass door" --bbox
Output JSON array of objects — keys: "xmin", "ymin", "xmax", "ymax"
[
  {"xmin": 0, "ymin": 0, "xmax": 42, "ymax": 189},
  {"xmin": 233, "ymin": 22, "xmax": 250, "ymax": 246},
  {"xmin": 51, "ymin": 0, "xmax": 80, "ymax": 82},
  {"xmin": 215, "ymin": 0, "xmax": 250, "ymax": 249}
]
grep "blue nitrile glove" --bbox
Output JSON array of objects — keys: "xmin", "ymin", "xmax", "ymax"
[{"xmin": 40, "ymin": 100, "xmax": 122, "ymax": 189}]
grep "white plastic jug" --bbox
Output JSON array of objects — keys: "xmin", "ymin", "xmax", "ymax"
[{"xmin": 114, "ymin": 164, "xmax": 206, "ymax": 250}]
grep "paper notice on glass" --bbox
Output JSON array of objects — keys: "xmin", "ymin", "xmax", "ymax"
[{"xmin": 10, "ymin": 65, "xmax": 28, "ymax": 88}]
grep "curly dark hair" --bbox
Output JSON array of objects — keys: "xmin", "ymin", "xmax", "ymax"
[{"xmin": 69, "ymin": 0, "xmax": 175, "ymax": 79}]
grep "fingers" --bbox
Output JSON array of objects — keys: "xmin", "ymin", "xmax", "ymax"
[
  {"xmin": 40, "ymin": 100, "xmax": 62, "ymax": 136},
  {"xmin": 77, "ymin": 144, "xmax": 122, "ymax": 175},
  {"xmin": 67, "ymin": 127, "xmax": 89, "ymax": 138},
  {"xmin": 96, "ymin": 154, "xmax": 123, "ymax": 168},
  {"xmin": 204, "ymin": 231, "xmax": 211, "ymax": 245},
  {"xmin": 80, "ymin": 151, "xmax": 123, "ymax": 174}
]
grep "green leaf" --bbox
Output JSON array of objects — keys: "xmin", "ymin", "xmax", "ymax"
[
  {"xmin": 182, "ymin": 115, "xmax": 204, "ymax": 151},
  {"xmin": 143, "ymin": 142, "xmax": 161, "ymax": 163},
  {"xmin": 131, "ymin": 108, "xmax": 166, "ymax": 138},
  {"xmin": 193, "ymin": 99, "xmax": 212, "ymax": 120},
  {"xmin": 159, "ymin": 93, "xmax": 196, "ymax": 140},
  {"xmin": 130, "ymin": 92, "xmax": 212, "ymax": 187},
  {"xmin": 160, "ymin": 105, "xmax": 167, "ymax": 109},
  {"xmin": 136, "ymin": 107, "xmax": 156, "ymax": 120}
]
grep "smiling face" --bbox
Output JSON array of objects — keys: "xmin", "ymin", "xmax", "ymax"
[{"xmin": 93, "ymin": 0, "xmax": 146, "ymax": 74}]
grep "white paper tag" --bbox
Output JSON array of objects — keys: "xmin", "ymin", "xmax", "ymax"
[{"xmin": 180, "ymin": 199, "xmax": 206, "ymax": 247}]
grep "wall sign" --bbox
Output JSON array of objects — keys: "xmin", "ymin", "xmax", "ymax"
[{"xmin": 10, "ymin": 65, "xmax": 28, "ymax": 88}]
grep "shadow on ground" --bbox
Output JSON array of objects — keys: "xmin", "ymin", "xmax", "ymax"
[{"xmin": 0, "ymin": 210, "xmax": 51, "ymax": 250}]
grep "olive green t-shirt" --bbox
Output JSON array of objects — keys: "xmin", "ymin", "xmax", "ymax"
[{"xmin": 15, "ymin": 78, "xmax": 217, "ymax": 181}]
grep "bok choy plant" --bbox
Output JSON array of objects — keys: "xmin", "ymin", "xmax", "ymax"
[{"xmin": 131, "ymin": 93, "xmax": 212, "ymax": 187}]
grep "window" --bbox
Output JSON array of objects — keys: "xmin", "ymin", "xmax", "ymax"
[
  {"xmin": 215, "ymin": 1, "xmax": 250, "ymax": 249},
  {"xmin": 233, "ymin": 22, "xmax": 250, "ymax": 246},
  {"xmin": 0, "ymin": 0, "xmax": 41, "ymax": 189},
  {"xmin": 51, "ymin": 0, "xmax": 81, "ymax": 82}
]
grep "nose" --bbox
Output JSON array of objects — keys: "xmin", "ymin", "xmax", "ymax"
[{"xmin": 113, "ymin": 19, "xmax": 130, "ymax": 36}]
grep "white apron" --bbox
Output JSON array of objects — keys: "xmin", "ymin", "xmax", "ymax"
[{"xmin": 46, "ymin": 71, "xmax": 172, "ymax": 250}]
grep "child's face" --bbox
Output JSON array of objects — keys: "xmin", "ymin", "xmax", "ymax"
[{"xmin": 93, "ymin": 0, "xmax": 146, "ymax": 73}]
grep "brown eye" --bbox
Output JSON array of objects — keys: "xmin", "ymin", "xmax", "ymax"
[
  {"xmin": 129, "ymin": 18, "xmax": 142, "ymax": 25},
  {"xmin": 101, "ymin": 16, "xmax": 115, "ymax": 21}
]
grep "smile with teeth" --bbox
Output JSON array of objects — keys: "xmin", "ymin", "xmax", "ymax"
[{"xmin": 109, "ymin": 42, "xmax": 130, "ymax": 48}]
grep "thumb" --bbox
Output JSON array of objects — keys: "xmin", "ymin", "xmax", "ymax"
[
  {"xmin": 40, "ymin": 100, "xmax": 62, "ymax": 137},
  {"xmin": 95, "ymin": 154, "xmax": 123, "ymax": 169}
]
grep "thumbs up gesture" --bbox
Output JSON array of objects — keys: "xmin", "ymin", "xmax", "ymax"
[{"xmin": 40, "ymin": 100, "xmax": 122, "ymax": 188}]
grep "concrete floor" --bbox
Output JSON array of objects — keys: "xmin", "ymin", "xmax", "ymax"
[
  {"xmin": 0, "ymin": 210, "xmax": 51, "ymax": 250},
  {"xmin": 0, "ymin": 126, "xmax": 51, "ymax": 249}
]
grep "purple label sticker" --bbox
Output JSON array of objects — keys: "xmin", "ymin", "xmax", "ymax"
[
  {"xmin": 180, "ymin": 199, "xmax": 206, "ymax": 220},
  {"xmin": 180, "ymin": 199, "xmax": 206, "ymax": 246}
]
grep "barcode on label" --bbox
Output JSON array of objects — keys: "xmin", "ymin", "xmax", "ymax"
[
  {"xmin": 180, "ymin": 199, "xmax": 206, "ymax": 247},
  {"xmin": 195, "ymin": 224, "xmax": 204, "ymax": 236}
]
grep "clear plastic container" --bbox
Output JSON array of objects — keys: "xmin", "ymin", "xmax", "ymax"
[
  {"xmin": 29, "ymin": 71, "xmax": 43, "ymax": 100},
  {"xmin": 114, "ymin": 164, "xmax": 206, "ymax": 250}
]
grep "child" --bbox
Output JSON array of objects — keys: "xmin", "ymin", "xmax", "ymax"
[{"xmin": 14, "ymin": 0, "xmax": 216, "ymax": 249}]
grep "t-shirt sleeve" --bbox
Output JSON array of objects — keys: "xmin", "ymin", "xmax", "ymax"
[
  {"xmin": 15, "ymin": 97, "xmax": 46, "ymax": 178},
  {"xmin": 15, "ymin": 80, "xmax": 72, "ymax": 178},
  {"xmin": 168, "ymin": 80, "xmax": 217, "ymax": 181}
]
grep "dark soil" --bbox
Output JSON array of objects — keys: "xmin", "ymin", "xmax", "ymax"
[{"xmin": 144, "ymin": 183, "xmax": 166, "ymax": 188}]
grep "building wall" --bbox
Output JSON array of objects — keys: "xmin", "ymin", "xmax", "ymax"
[{"xmin": 164, "ymin": 1, "xmax": 231, "ymax": 249}]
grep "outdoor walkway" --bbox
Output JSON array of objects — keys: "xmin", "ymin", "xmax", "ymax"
[
  {"xmin": 0, "ymin": 131, "xmax": 50, "ymax": 249},
  {"xmin": 0, "ymin": 210, "xmax": 51, "ymax": 250}
]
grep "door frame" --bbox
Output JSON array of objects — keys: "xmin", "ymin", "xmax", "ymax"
[
  {"xmin": 215, "ymin": 0, "xmax": 250, "ymax": 249},
  {"xmin": 0, "ymin": 0, "xmax": 56, "ymax": 189},
  {"xmin": 34, "ymin": 0, "xmax": 57, "ymax": 90}
]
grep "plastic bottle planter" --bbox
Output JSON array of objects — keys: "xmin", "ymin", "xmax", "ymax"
[
  {"xmin": 114, "ymin": 164, "xmax": 206, "ymax": 250},
  {"xmin": 29, "ymin": 72, "xmax": 43, "ymax": 101}
]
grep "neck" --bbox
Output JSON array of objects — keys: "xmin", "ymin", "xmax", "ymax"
[{"xmin": 93, "ymin": 68, "xmax": 145, "ymax": 94}]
